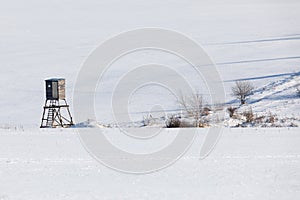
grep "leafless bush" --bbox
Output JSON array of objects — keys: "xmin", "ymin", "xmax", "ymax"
[
  {"xmin": 232, "ymin": 81, "xmax": 255, "ymax": 105},
  {"xmin": 227, "ymin": 106, "xmax": 238, "ymax": 118},
  {"xmin": 142, "ymin": 114, "xmax": 154, "ymax": 126},
  {"xmin": 165, "ymin": 115, "xmax": 181, "ymax": 128},
  {"xmin": 178, "ymin": 93, "xmax": 205, "ymax": 127},
  {"xmin": 242, "ymin": 108, "xmax": 254, "ymax": 123},
  {"xmin": 266, "ymin": 112, "xmax": 277, "ymax": 124}
]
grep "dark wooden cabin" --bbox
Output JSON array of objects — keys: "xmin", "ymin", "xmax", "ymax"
[{"xmin": 45, "ymin": 78, "xmax": 66, "ymax": 100}]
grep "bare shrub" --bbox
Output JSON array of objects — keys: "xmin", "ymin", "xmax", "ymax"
[
  {"xmin": 232, "ymin": 81, "xmax": 255, "ymax": 105},
  {"xmin": 178, "ymin": 93, "xmax": 205, "ymax": 127},
  {"xmin": 165, "ymin": 115, "xmax": 181, "ymax": 128},
  {"xmin": 266, "ymin": 112, "xmax": 277, "ymax": 124},
  {"xmin": 227, "ymin": 107, "xmax": 238, "ymax": 118},
  {"xmin": 142, "ymin": 114, "xmax": 154, "ymax": 126},
  {"xmin": 242, "ymin": 108, "xmax": 254, "ymax": 123}
]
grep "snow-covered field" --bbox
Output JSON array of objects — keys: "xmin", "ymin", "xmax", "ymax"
[
  {"xmin": 0, "ymin": 128, "xmax": 300, "ymax": 200},
  {"xmin": 1, "ymin": 0, "xmax": 300, "ymax": 199}
]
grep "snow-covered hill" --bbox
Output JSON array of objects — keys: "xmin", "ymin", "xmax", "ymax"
[{"xmin": 223, "ymin": 72, "xmax": 300, "ymax": 127}]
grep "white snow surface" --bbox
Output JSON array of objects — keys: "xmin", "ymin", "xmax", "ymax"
[
  {"xmin": 0, "ymin": 0, "xmax": 300, "ymax": 199},
  {"xmin": 1, "ymin": 128, "xmax": 300, "ymax": 200}
]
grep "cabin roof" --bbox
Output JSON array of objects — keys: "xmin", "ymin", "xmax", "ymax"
[{"xmin": 45, "ymin": 78, "xmax": 65, "ymax": 82}]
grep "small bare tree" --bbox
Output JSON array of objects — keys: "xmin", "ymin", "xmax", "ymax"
[
  {"xmin": 232, "ymin": 81, "xmax": 255, "ymax": 105},
  {"xmin": 178, "ymin": 92, "xmax": 204, "ymax": 127}
]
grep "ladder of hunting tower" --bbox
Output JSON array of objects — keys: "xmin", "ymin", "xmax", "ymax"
[{"xmin": 45, "ymin": 100, "xmax": 56, "ymax": 127}]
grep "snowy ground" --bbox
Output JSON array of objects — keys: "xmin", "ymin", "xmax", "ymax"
[
  {"xmin": 0, "ymin": 128, "xmax": 300, "ymax": 200},
  {"xmin": 1, "ymin": 0, "xmax": 300, "ymax": 199}
]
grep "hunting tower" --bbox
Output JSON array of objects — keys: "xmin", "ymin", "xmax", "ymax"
[{"xmin": 40, "ymin": 78, "xmax": 74, "ymax": 128}]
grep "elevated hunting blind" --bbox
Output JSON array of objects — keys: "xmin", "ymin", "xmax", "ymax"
[
  {"xmin": 40, "ymin": 78, "xmax": 74, "ymax": 128},
  {"xmin": 45, "ymin": 78, "xmax": 65, "ymax": 100}
]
